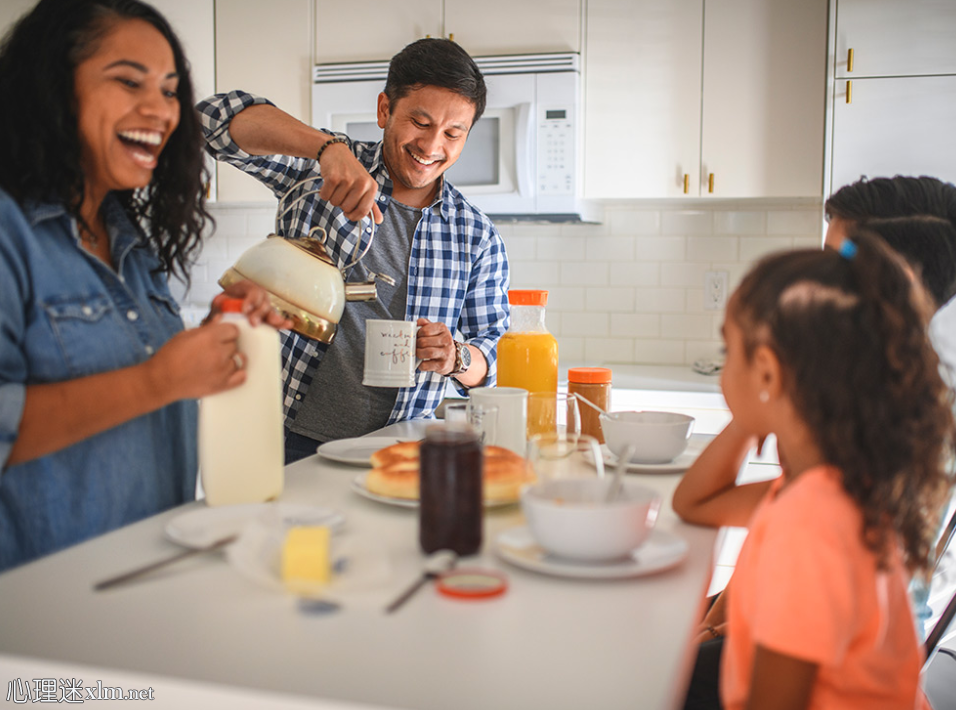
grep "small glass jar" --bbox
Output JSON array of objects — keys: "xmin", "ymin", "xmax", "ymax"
[
  {"xmin": 567, "ymin": 367, "xmax": 612, "ymax": 444},
  {"xmin": 419, "ymin": 424, "xmax": 483, "ymax": 556}
]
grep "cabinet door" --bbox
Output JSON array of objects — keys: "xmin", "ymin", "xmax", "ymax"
[
  {"xmin": 830, "ymin": 75, "xmax": 956, "ymax": 192},
  {"xmin": 0, "ymin": 1, "xmax": 37, "ymax": 36},
  {"xmin": 583, "ymin": 0, "xmax": 703, "ymax": 199},
  {"xmin": 701, "ymin": 0, "xmax": 827, "ymax": 198},
  {"xmin": 444, "ymin": 0, "xmax": 581, "ymax": 56},
  {"xmin": 834, "ymin": 0, "xmax": 956, "ymax": 79},
  {"xmin": 215, "ymin": 0, "xmax": 312, "ymax": 203},
  {"xmin": 314, "ymin": 0, "xmax": 441, "ymax": 64}
]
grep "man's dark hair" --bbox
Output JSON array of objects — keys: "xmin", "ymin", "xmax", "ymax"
[
  {"xmin": 825, "ymin": 175, "xmax": 956, "ymax": 229},
  {"xmin": 384, "ymin": 38, "xmax": 486, "ymax": 126}
]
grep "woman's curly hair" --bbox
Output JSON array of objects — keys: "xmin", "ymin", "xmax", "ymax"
[
  {"xmin": 0, "ymin": 0, "xmax": 211, "ymax": 285},
  {"xmin": 731, "ymin": 232, "xmax": 956, "ymax": 572}
]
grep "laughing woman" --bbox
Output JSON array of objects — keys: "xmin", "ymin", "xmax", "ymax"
[{"xmin": 0, "ymin": 0, "xmax": 287, "ymax": 572}]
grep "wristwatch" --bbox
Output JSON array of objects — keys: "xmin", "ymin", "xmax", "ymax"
[{"xmin": 449, "ymin": 340, "xmax": 472, "ymax": 376}]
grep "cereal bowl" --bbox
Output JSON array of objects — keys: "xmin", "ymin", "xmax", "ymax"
[
  {"xmin": 520, "ymin": 478, "xmax": 661, "ymax": 562},
  {"xmin": 599, "ymin": 411, "xmax": 695, "ymax": 464}
]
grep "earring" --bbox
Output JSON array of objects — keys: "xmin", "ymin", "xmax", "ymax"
[{"xmin": 759, "ymin": 391, "xmax": 769, "ymax": 403}]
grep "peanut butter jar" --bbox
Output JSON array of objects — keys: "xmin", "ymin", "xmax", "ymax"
[{"xmin": 567, "ymin": 368, "xmax": 612, "ymax": 444}]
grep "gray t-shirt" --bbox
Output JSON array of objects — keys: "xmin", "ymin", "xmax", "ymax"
[{"xmin": 289, "ymin": 200, "xmax": 422, "ymax": 442}]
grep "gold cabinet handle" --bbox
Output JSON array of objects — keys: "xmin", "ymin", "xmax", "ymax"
[
  {"xmin": 448, "ymin": 32, "xmax": 454, "ymax": 42},
  {"xmin": 708, "ymin": 173, "xmax": 715, "ymax": 194},
  {"xmin": 848, "ymin": 48, "xmax": 854, "ymax": 73},
  {"xmin": 846, "ymin": 80, "xmax": 852, "ymax": 104},
  {"xmin": 683, "ymin": 174, "xmax": 689, "ymax": 194}
]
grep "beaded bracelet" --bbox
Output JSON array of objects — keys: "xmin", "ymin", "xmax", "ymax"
[
  {"xmin": 316, "ymin": 136, "xmax": 348, "ymax": 163},
  {"xmin": 706, "ymin": 625, "xmax": 721, "ymax": 639}
]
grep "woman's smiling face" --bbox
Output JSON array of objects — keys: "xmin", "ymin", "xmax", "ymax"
[{"xmin": 73, "ymin": 18, "xmax": 180, "ymax": 198}]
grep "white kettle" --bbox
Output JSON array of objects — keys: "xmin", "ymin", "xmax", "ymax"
[{"xmin": 218, "ymin": 177, "xmax": 393, "ymax": 344}]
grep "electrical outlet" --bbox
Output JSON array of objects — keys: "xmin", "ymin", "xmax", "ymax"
[{"xmin": 704, "ymin": 271, "xmax": 728, "ymax": 310}]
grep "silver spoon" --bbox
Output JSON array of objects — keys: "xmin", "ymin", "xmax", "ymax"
[
  {"xmin": 385, "ymin": 549, "xmax": 458, "ymax": 614},
  {"xmin": 571, "ymin": 391, "xmax": 611, "ymax": 418},
  {"xmin": 605, "ymin": 444, "xmax": 635, "ymax": 503}
]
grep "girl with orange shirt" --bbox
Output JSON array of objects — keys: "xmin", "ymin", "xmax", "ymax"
[{"xmin": 673, "ymin": 232, "xmax": 955, "ymax": 710}]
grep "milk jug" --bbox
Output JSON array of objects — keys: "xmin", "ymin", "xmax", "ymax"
[{"xmin": 199, "ymin": 298, "xmax": 284, "ymax": 505}]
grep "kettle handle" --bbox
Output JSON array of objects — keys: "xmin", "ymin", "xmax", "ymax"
[{"xmin": 274, "ymin": 176, "xmax": 376, "ymax": 273}]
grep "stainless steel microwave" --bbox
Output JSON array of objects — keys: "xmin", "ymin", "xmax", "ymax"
[{"xmin": 312, "ymin": 52, "xmax": 593, "ymax": 222}]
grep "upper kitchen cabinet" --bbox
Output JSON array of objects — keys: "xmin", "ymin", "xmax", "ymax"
[
  {"xmin": 443, "ymin": 0, "xmax": 581, "ymax": 57},
  {"xmin": 834, "ymin": 0, "xmax": 956, "ymax": 78},
  {"xmin": 314, "ymin": 0, "xmax": 441, "ymax": 64},
  {"xmin": 0, "ymin": 1, "xmax": 37, "ymax": 35},
  {"xmin": 215, "ymin": 0, "xmax": 312, "ymax": 203},
  {"xmin": 585, "ymin": 0, "xmax": 827, "ymax": 199},
  {"xmin": 314, "ymin": 0, "xmax": 580, "ymax": 64}
]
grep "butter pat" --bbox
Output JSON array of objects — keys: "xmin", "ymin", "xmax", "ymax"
[{"xmin": 282, "ymin": 526, "xmax": 331, "ymax": 585}]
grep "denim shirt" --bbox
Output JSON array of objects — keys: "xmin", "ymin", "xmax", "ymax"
[{"xmin": 0, "ymin": 189, "xmax": 197, "ymax": 572}]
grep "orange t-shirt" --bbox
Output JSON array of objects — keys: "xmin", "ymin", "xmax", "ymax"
[{"xmin": 721, "ymin": 466, "xmax": 928, "ymax": 710}]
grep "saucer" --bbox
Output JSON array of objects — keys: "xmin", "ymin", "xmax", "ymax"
[
  {"xmin": 316, "ymin": 437, "xmax": 413, "ymax": 467},
  {"xmin": 599, "ymin": 433, "xmax": 712, "ymax": 475},
  {"xmin": 494, "ymin": 526, "xmax": 688, "ymax": 579}
]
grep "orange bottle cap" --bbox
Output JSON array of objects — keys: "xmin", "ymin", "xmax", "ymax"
[
  {"xmin": 508, "ymin": 290, "xmax": 548, "ymax": 306},
  {"xmin": 219, "ymin": 297, "xmax": 244, "ymax": 313},
  {"xmin": 568, "ymin": 367, "xmax": 612, "ymax": 384}
]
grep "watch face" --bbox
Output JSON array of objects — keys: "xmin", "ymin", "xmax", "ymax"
[{"xmin": 460, "ymin": 343, "xmax": 472, "ymax": 368}]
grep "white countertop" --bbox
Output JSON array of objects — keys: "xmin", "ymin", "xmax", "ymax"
[{"xmin": 0, "ymin": 421, "xmax": 721, "ymax": 710}]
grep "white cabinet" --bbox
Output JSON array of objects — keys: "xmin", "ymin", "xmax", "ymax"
[
  {"xmin": 585, "ymin": 0, "xmax": 827, "ymax": 199},
  {"xmin": 827, "ymin": 0, "xmax": 956, "ymax": 194},
  {"xmin": 0, "ymin": 1, "xmax": 36, "ymax": 36},
  {"xmin": 215, "ymin": 0, "xmax": 312, "ymax": 203},
  {"xmin": 834, "ymin": 0, "xmax": 956, "ymax": 78},
  {"xmin": 314, "ymin": 0, "xmax": 580, "ymax": 64}
]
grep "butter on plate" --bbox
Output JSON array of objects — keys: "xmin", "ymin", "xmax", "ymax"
[{"xmin": 282, "ymin": 526, "xmax": 331, "ymax": 585}]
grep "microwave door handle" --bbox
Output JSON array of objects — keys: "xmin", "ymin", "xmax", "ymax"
[{"xmin": 515, "ymin": 102, "xmax": 533, "ymax": 197}]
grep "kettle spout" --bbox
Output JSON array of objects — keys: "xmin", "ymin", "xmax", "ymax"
[{"xmin": 344, "ymin": 282, "xmax": 378, "ymax": 302}]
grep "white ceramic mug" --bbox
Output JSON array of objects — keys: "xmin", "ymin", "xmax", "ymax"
[
  {"xmin": 362, "ymin": 319, "xmax": 419, "ymax": 388},
  {"xmin": 468, "ymin": 387, "xmax": 528, "ymax": 456}
]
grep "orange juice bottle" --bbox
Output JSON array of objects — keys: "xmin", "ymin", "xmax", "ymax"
[{"xmin": 496, "ymin": 290, "xmax": 558, "ymax": 436}]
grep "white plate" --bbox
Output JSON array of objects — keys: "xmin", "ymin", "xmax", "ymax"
[
  {"xmin": 165, "ymin": 503, "xmax": 345, "ymax": 550},
  {"xmin": 494, "ymin": 526, "xmax": 689, "ymax": 580},
  {"xmin": 316, "ymin": 437, "xmax": 414, "ymax": 467},
  {"xmin": 350, "ymin": 472, "xmax": 518, "ymax": 510},
  {"xmin": 599, "ymin": 433, "xmax": 711, "ymax": 474}
]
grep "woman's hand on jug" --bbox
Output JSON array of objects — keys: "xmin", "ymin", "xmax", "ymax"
[
  {"xmin": 208, "ymin": 280, "xmax": 293, "ymax": 329},
  {"xmin": 148, "ymin": 322, "xmax": 246, "ymax": 403}
]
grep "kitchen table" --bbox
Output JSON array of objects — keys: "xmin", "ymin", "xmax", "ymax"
[{"xmin": 0, "ymin": 422, "xmax": 719, "ymax": 710}]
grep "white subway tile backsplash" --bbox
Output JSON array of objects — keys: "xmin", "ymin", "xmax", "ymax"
[
  {"xmin": 633, "ymin": 339, "xmax": 685, "ymax": 364},
  {"xmin": 585, "ymin": 338, "xmax": 634, "ymax": 363},
  {"xmin": 794, "ymin": 236, "xmax": 824, "ymax": 250},
  {"xmin": 661, "ymin": 211, "xmax": 712, "ymax": 236},
  {"xmin": 738, "ymin": 236, "xmax": 796, "ymax": 263},
  {"xmin": 633, "ymin": 288, "xmax": 686, "ymax": 313},
  {"xmin": 509, "ymin": 260, "xmax": 561, "ymax": 288},
  {"xmin": 714, "ymin": 211, "xmax": 767, "ymax": 235},
  {"xmin": 661, "ymin": 262, "xmax": 711, "ymax": 288},
  {"xmin": 686, "ymin": 236, "xmax": 739, "ymax": 262},
  {"xmin": 767, "ymin": 209, "xmax": 823, "ymax": 235},
  {"xmin": 607, "ymin": 209, "xmax": 661, "ymax": 236},
  {"xmin": 609, "ymin": 313, "xmax": 660, "ymax": 338},
  {"xmin": 560, "ymin": 261, "xmax": 609, "ymax": 287},
  {"xmin": 560, "ymin": 312, "xmax": 609, "ymax": 338},
  {"xmin": 585, "ymin": 287, "xmax": 635, "ymax": 313},
  {"xmin": 610, "ymin": 262, "xmax": 659, "ymax": 287},
  {"xmin": 179, "ymin": 199, "xmax": 823, "ymax": 370},
  {"xmin": 585, "ymin": 236, "xmax": 635, "ymax": 262},
  {"xmin": 538, "ymin": 235, "xmax": 586, "ymax": 261}
]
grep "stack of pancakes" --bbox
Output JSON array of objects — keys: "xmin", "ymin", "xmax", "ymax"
[{"xmin": 365, "ymin": 440, "xmax": 531, "ymax": 502}]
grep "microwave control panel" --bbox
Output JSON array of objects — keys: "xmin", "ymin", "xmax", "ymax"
[{"xmin": 537, "ymin": 107, "xmax": 575, "ymax": 196}]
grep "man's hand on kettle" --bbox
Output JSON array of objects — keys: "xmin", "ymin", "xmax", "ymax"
[
  {"xmin": 207, "ymin": 280, "xmax": 293, "ymax": 330},
  {"xmin": 415, "ymin": 318, "xmax": 456, "ymax": 376},
  {"xmin": 316, "ymin": 140, "xmax": 384, "ymax": 224}
]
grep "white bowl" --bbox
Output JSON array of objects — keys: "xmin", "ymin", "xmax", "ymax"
[
  {"xmin": 521, "ymin": 478, "xmax": 661, "ymax": 562},
  {"xmin": 599, "ymin": 411, "xmax": 695, "ymax": 464}
]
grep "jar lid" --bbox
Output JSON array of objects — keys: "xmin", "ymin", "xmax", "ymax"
[
  {"xmin": 508, "ymin": 290, "xmax": 548, "ymax": 306},
  {"xmin": 436, "ymin": 568, "xmax": 508, "ymax": 600},
  {"xmin": 218, "ymin": 297, "xmax": 244, "ymax": 313},
  {"xmin": 568, "ymin": 367, "xmax": 612, "ymax": 384}
]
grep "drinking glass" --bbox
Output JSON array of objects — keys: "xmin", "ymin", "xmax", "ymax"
[
  {"xmin": 527, "ymin": 432, "xmax": 604, "ymax": 483},
  {"xmin": 527, "ymin": 392, "xmax": 581, "ymax": 439}
]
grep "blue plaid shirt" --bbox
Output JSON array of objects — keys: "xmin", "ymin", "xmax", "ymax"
[{"xmin": 198, "ymin": 91, "xmax": 510, "ymax": 426}]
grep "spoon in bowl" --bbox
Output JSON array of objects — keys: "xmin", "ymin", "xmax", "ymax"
[
  {"xmin": 571, "ymin": 392, "xmax": 611, "ymax": 418},
  {"xmin": 605, "ymin": 444, "xmax": 635, "ymax": 503}
]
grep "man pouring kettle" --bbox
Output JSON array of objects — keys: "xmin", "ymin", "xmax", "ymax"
[{"xmin": 199, "ymin": 38, "xmax": 510, "ymax": 462}]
